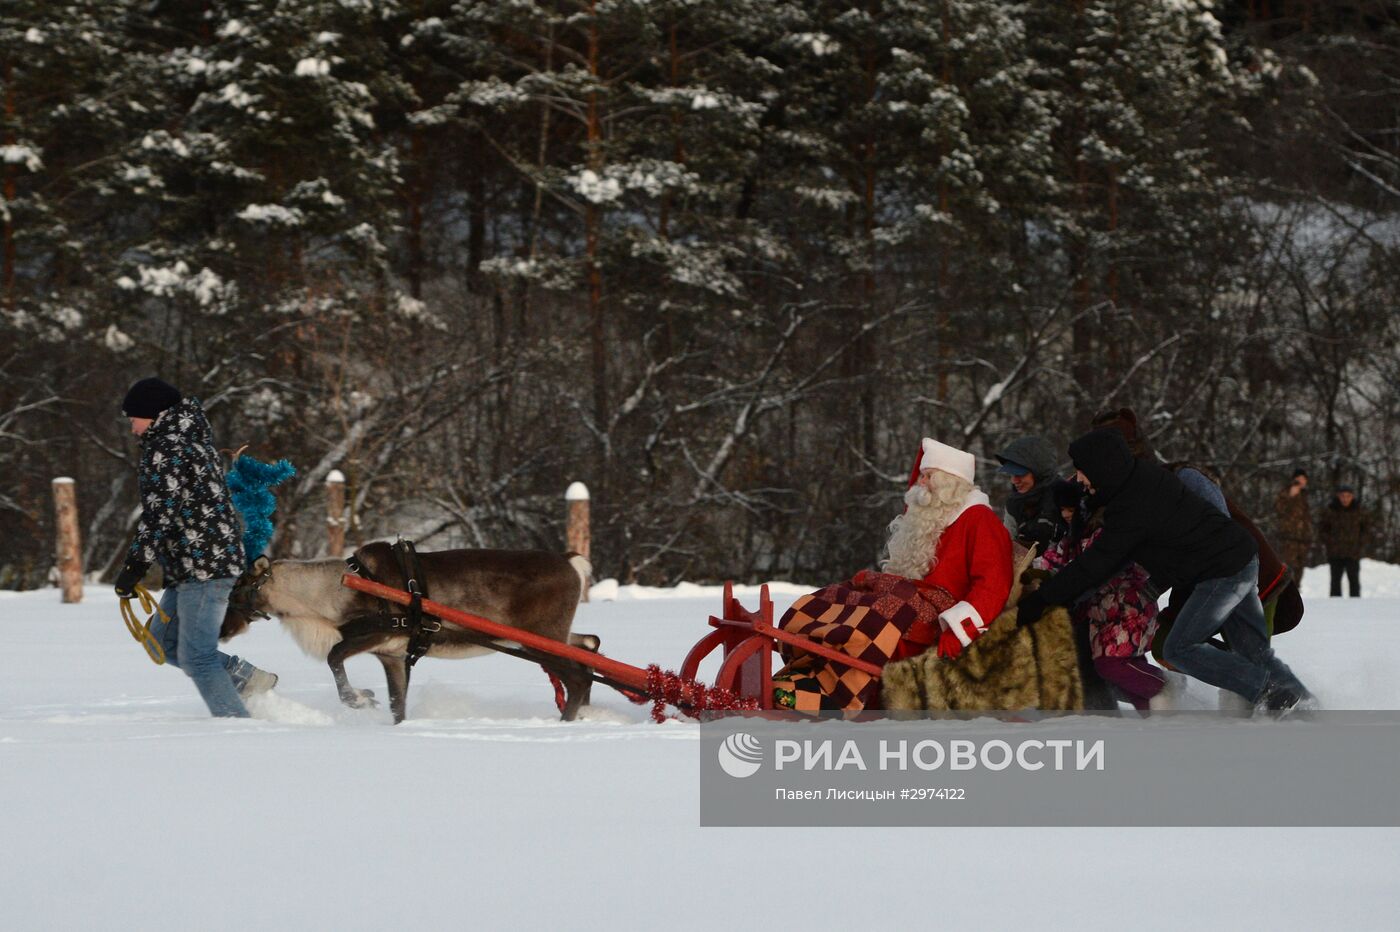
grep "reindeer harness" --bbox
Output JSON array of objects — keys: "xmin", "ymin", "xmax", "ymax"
[
  {"xmin": 345, "ymin": 538, "xmax": 441, "ymax": 668},
  {"xmin": 343, "ymin": 540, "xmax": 582, "ymax": 710}
]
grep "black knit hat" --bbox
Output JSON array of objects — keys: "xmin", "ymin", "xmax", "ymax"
[
  {"xmin": 1050, "ymin": 478, "xmax": 1086, "ymax": 511},
  {"xmin": 121, "ymin": 377, "xmax": 182, "ymax": 419}
]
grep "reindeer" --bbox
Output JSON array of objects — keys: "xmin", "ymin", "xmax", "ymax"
[{"xmin": 220, "ymin": 541, "xmax": 598, "ymax": 723}]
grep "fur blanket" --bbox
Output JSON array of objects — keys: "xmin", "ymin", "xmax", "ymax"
[{"xmin": 880, "ymin": 550, "xmax": 1084, "ymax": 712}]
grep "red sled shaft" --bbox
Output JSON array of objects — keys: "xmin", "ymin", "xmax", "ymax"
[{"xmin": 340, "ymin": 573, "xmax": 653, "ymax": 692}]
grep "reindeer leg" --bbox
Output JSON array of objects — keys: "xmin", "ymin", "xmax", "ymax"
[
  {"xmin": 327, "ymin": 619, "xmax": 395, "ymax": 710},
  {"xmin": 328, "ymin": 637, "xmax": 384, "ymax": 709},
  {"xmin": 549, "ymin": 658, "xmax": 593, "ymax": 722},
  {"xmin": 377, "ymin": 654, "xmax": 410, "ymax": 725},
  {"xmin": 563, "ymin": 633, "xmax": 599, "ymax": 716},
  {"xmin": 532, "ymin": 632, "xmax": 598, "ymax": 721}
]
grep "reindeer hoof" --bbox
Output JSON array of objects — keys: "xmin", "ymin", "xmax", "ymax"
[{"xmin": 340, "ymin": 688, "xmax": 378, "ymax": 709}]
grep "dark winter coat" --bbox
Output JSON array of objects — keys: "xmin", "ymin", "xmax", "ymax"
[
  {"xmin": 1036, "ymin": 429, "xmax": 1256, "ymax": 609},
  {"xmin": 1319, "ymin": 498, "xmax": 1370, "ymax": 560},
  {"xmin": 995, "ymin": 435, "xmax": 1063, "ymax": 553},
  {"xmin": 128, "ymin": 397, "xmax": 245, "ymax": 584},
  {"xmin": 1273, "ymin": 486, "xmax": 1314, "ymax": 546},
  {"xmin": 1160, "ymin": 467, "xmax": 1304, "ymax": 636},
  {"xmin": 1171, "ymin": 461, "xmax": 1295, "ymax": 603}
]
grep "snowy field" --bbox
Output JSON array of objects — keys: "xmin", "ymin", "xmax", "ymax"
[{"xmin": 3, "ymin": 565, "xmax": 1399, "ymax": 931}]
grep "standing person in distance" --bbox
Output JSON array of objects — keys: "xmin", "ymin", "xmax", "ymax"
[
  {"xmin": 1274, "ymin": 469, "xmax": 1314, "ymax": 587},
  {"xmin": 1319, "ymin": 485, "xmax": 1370, "ymax": 598},
  {"xmin": 114, "ymin": 377, "xmax": 278, "ymax": 718}
]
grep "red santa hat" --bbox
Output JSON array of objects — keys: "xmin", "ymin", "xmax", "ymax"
[{"xmin": 906, "ymin": 437, "xmax": 977, "ymax": 487}]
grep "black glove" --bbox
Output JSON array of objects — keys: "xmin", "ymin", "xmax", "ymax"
[
  {"xmin": 1016, "ymin": 592, "xmax": 1048, "ymax": 628},
  {"xmin": 114, "ymin": 560, "xmax": 148, "ymax": 599},
  {"xmin": 1020, "ymin": 567, "xmax": 1052, "ymax": 586}
]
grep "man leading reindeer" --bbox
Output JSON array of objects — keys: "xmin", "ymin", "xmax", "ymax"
[{"xmin": 114, "ymin": 377, "xmax": 278, "ymax": 717}]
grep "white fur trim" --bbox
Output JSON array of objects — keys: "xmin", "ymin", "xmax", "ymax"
[
  {"xmin": 920, "ymin": 438, "xmax": 976, "ymax": 484},
  {"xmin": 938, "ymin": 600, "xmax": 986, "ymax": 648},
  {"xmin": 951, "ymin": 489, "xmax": 991, "ymax": 525}
]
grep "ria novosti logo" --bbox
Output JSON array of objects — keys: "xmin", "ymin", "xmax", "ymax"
[{"xmin": 717, "ymin": 732, "xmax": 764, "ymax": 778}]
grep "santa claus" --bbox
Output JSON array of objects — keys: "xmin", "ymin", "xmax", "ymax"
[
  {"xmin": 772, "ymin": 438, "xmax": 1014, "ymax": 712},
  {"xmin": 889, "ymin": 437, "xmax": 1015, "ymax": 659}
]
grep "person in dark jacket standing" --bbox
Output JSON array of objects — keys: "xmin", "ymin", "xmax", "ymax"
[
  {"xmin": 1319, "ymin": 486, "xmax": 1369, "ymax": 598},
  {"xmin": 113, "ymin": 378, "xmax": 276, "ymax": 718},
  {"xmin": 1016, "ymin": 429, "xmax": 1312, "ymax": 712},
  {"xmin": 994, "ymin": 435, "xmax": 1064, "ymax": 554}
]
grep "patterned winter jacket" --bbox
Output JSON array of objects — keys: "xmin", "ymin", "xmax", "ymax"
[
  {"xmin": 1034, "ymin": 519, "xmax": 1158, "ymax": 659},
  {"xmin": 1273, "ymin": 486, "xmax": 1313, "ymax": 546},
  {"xmin": 128, "ymin": 397, "xmax": 245, "ymax": 584}
]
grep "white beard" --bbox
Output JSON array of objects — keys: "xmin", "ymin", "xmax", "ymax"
[{"xmin": 881, "ymin": 474, "xmax": 976, "ymax": 579}]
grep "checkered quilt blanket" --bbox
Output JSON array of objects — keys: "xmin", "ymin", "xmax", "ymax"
[{"xmin": 773, "ymin": 571, "xmax": 956, "ymax": 713}]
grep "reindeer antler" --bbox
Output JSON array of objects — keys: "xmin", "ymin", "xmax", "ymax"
[{"xmin": 221, "ymin": 443, "xmax": 251, "ymax": 463}]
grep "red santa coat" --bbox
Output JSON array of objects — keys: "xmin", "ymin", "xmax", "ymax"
[
  {"xmin": 772, "ymin": 486, "xmax": 1016, "ymax": 711},
  {"xmin": 918, "ymin": 496, "xmax": 1014, "ymax": 654}
]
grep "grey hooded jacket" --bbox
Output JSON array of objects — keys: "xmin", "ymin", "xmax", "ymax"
[{"xmin": 995, "ymin": 435, "xmax": 1063, "ymax": 553}]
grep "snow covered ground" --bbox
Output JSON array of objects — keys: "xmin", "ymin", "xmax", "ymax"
[
  {"xmin": 2, "ymin": 569, "xmax": 1399, "ymax": 931},
  {"xmin": 1299, "ymin": 558, "xmax": 1400, "ymax": 599}
]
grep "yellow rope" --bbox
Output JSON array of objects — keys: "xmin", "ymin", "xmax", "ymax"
[{"xmin": 120, "ymin": 583, "xmax": 169, "ymax": 665}]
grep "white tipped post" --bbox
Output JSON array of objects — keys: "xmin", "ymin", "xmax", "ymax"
[
  {"xmin": 326, "ymin": 470, "xmax": 347, "ymax": 557},
  {"xmin": 565, "ymin": 483, "xmax": 590, "ymax": 602},
  {"xmin": 52, "ymin": 477, "xmax": 83, "ymax": 603}
]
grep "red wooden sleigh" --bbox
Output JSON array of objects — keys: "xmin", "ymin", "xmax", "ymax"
[{"xmin": 340, "ymin": 575, "xmax": 881, "ymax": 719}]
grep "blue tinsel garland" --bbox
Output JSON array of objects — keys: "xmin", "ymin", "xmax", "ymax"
[{"xmin": 225, "ymin": 455, "xmax": 297, "ymax": 568}]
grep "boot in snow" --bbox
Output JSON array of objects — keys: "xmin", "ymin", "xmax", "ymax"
[
  {"xmin": 1148, "ymin": 671, "xmax": 1190, "ymax": 711},
  {"xmin": 1254, "ymin": 680, "xmax": 1317, "ymax": 718},
  {"xmin": 238, "ymin": 667, "xmax": 279, "ymax": 698}
]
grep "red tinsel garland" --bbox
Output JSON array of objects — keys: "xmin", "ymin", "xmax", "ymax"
[
  {"xmin": 640, "ymin": 664, "xmax": 760, "ymax": 723},
  {"xmin": 545, "ymin": 664, "xmax": 759, "ymax": 722},
  {"xmin": 546, "ymin": 671, "xmax": 566, "ymax": 714}
]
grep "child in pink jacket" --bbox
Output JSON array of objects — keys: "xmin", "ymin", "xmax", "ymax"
[{"xmin": 1034, "ymin": 480, "xmax": 1167, "ymax": 711}]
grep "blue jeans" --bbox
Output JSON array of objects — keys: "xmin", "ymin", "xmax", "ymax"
[
  {"xmin": 1164, "ymin": 557, "xmax": 1306, "ymax": 703},
  {"xmin": 152, "ymin": 577, "xmax": 253, "ymax": 718}
]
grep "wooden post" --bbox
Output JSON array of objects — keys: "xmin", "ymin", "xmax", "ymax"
[
  {"xmin": 52, "ymin": 477, "xmax": 83, "ymax": 603},
  {"xmin": 326, "ymin": 470, "xmax": 346, "ymax": 557},
  {"xmin": 565, "ymin": 482, "xmax": 590, "ymax": 602}
]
